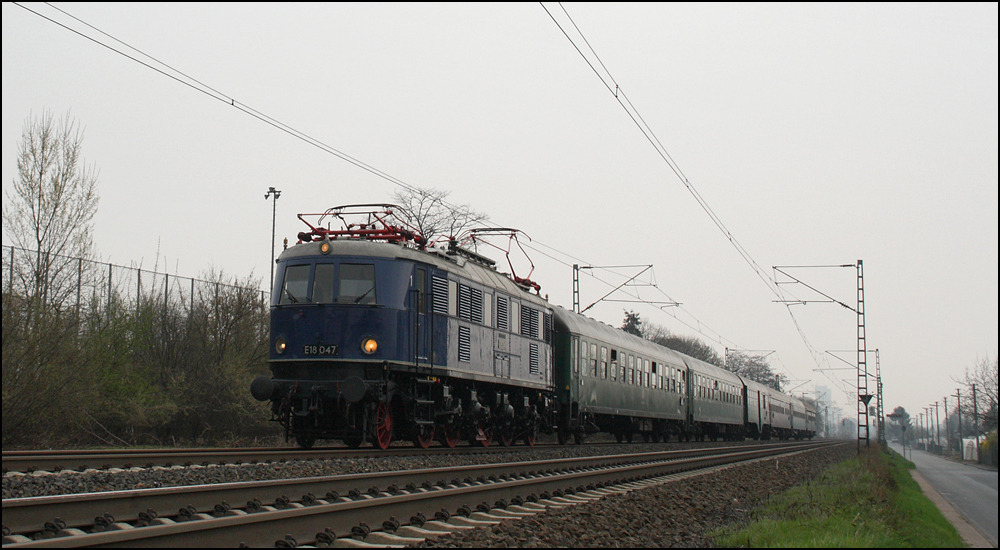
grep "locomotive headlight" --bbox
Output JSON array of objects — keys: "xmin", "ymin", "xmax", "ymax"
[
  {"xmin": 361, "ymin": 337, "xmax": 378, "ymax": 355},
  {"xmin": 275, "ymin": 336, "xmax": 287, "ymax": 354},
  {"xmin": 320, "ymin": 241, "xmax": 331, "ymax": 254}
]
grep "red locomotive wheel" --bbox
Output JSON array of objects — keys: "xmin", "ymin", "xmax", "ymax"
[
  {"xmin": 473, "ymin": 421, "xmax": 493, "ymax": 448},
  {"xmin": 499, "ymin": 428, "xmax": 514, "ymax": 447},
  {"xmin": 523, "ymin": 424, "xmax": 538, "ymax": 447},
  {"xmin": 375, "ymin": 402, "xmax": 393, "ymax": 450},
  {"xmin": 436, "ymin": 422, "xmax": 462, "ymax": 449},
  {"xmin": 414, "ymin": 426, "xmax": 435, "ymax": 449},
  {"xmin": 440, "ymin": 423, "xmax": 460, "ymax": 448}
]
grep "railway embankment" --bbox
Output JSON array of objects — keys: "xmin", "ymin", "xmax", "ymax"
[
  {"xmin": 711, "ymin": 446, "xmax": 965, "ymax": 548},
  {"xmin": 417, "ymin": 442, "xmax": 857, "ymax": 547}
]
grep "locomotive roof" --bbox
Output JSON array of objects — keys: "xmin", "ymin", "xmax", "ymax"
[{"xmin": 279, "ymin": 239, "xmax": 551, "ymax": 309}]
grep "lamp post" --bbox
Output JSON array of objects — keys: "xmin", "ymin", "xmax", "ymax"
[{"xmin": 264, "ymin": 187, "xmax": 282, "ymax": 296}]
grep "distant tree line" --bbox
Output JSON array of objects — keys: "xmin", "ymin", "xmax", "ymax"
[{"xmin": 621, "ymin": 310, "xmax": 787, "ymax": 391}]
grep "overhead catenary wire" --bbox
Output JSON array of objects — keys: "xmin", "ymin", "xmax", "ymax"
[
  {"xmin": 541, "ymin": 2, "xmax": 783, "ymax": 302},
  {"xmin": 541, "ymin": 2, "xmax": 852, "ymax": 398},
  {"xmin": 16, "ymin": 2, "xmax": 805, "ymax": 390},
  {"xmin": 14, "ymin": 2, "xmax": 427, "ymax": 200}
]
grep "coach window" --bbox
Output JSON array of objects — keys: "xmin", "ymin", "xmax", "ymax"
[
  {"xmin": 338, "ymin": 264, "xmax": 376, "ymax": 304},
  {"xmin": 572, "ymin": 337, "xmax": 580, "ymax": 374},
  {"xmin": 601, "ymin": 346, "xmax": 608, "ymax": 379},
  {"xmin": 279, "ymin": 264, "xmax": 311, "ymax": 305},
  {"xmin": 578, "ymin": 338, "xmax": 586, "ymax": 376},
  {"xmin": 590, "ymin": 343, "xmax": 598, "ymax": 377},
  {"xmin": 313, "ymin": 263, "xmax": 336, "ymax": 303},
  {"xmin": 644, "ymin": 359, "xmax": 650, "ymax": 387},
  {"xmin": 610, "ymin": 350, "xmax": 618, "ymax": 382}
]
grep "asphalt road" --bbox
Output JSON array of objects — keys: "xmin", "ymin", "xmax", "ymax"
[{"xmin": 890, "ymin": 442, "xmax": 997, "ymax": 547}]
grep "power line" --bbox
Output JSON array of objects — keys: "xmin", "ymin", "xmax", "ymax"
[
  {"xmin": 17, "ymin": 2, "xmax": 798, "ymax": 384},
  {"xmin": 542, "ymin": 3, "xmax": 853, "ymax": 399},
  {"xmin": 541, "ymin": 2, "xmax": 782, "ymax": 301},
  {"xmin": 14, "ymin": 2, "xmax": 427, "ymax": 198}
]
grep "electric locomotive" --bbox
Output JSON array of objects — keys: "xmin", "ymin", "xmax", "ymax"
[
  {"xmin": 251, "ymin": 204, "xmax": 817, "ymax": 448},
  {"xmin": 251, "ymin": 205, "xmax": 555, "ymax": 449}
]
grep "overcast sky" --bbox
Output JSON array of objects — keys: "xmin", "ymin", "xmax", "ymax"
[{"xmin": 3, "ymin": 3, "xmax": 997, "ymax": 422}]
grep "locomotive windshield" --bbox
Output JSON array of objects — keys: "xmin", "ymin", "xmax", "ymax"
[
  {"xmin": 279, "ymin": 264, "xmax": 310, "ymax": 304},
  {"xmin": 312, "ymin": 264, "xmax": 336, "ymax": 303},
  {"xmin": 338, "ymin": 264, "xmax": 376, "ymax": 304},
  {"xmin": 275, "ymin": 262, "xmax": 378, "ymax": 306}
]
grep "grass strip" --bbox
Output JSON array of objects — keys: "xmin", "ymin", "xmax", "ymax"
[{"xmin": 712, "ymin": 447, "xmax": 965, "ymax": 547}]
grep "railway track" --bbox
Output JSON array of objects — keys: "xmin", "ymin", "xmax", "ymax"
[
  {"xmin": 2, "ymin": 441, "xmax": 840, "ymax": 547},
  {"xmin": 2, "ymin": 442, "xmax": 587, "ymax": 475}
]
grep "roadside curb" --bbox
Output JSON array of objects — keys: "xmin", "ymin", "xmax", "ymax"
[{"xmin": 908, "ymin": 468, "xmax": 994, "ymax": 548}]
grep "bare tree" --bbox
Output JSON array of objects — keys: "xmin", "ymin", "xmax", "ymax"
[
  {"xmin": 724, "ymin": 350, "xmax": 787, "ymax": 391},
  {"xmin": 391, "ymin": 187, "xmax": 489, "ymax": 245},
  {"xmin": 642, "ymin": 317, "xmax": 724, "ymax": 367},
  {"xmin": 3, "ymin": 110, "xmax": 99, "ymax": 309},
  {"xmin": 2, "ymin": 111, "xmax": 100, "ymax": 446},
  {"xmin": 956, "ymin": 355, "xmax": 998, "ymax": 434}
]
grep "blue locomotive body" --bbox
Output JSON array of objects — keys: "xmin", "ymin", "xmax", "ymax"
[{"xmin": 252, "ymin": 217, "xmax": 555, "ymax": 449}]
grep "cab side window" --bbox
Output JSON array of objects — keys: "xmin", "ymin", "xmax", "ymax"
[{"xmin": 280, "ymin": 264, "xmax": 311, "ymax": 305}]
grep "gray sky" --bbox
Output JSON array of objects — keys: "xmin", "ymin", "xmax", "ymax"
[{"xmin": 3, "ymin": 3, "xmax": 997, "ymax": 420}]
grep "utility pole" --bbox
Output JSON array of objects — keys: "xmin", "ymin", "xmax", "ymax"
[
  {"xmin": 972, "ymin": 384, "xmax": 981, "ymax": 464},
  {"xmin": 264, "ymin": 187, "xmax": 282, "ymax": 296},
  {"xmin": 857, "ymin": 260, "xmax": 870, "ymax": 451},
  {"xmin": 572, "ymin": 264, "xmax": 580, "ymax": 313},
  {"xmin": 875, "ymin": 349, "xmax": 885, "ymax": 447},
  {"xmin": 944, "ymin": 396, "xmax": 950, "ymax": 455},
  {"xmin": 935, "ymin": 401, "xmax": 941, "ymax": 451},
  {"xmin": 919, "ymin": 412, "xmax": 925, "ymax": 450},
  {"xmin": 925, "ymin": 407, "xmax": 933, "ymax": 450},
  {"xmin": 955, "ymin": 389, "xmax": 963, "ymax": 444},
  {"xmin": 771, "ymin": 261, "xmax": 867, "ymax": 450}
]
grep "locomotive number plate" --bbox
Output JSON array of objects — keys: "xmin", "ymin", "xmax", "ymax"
[{"xmin": 303, "ymin": 344, "xmax": 338, "ymax": 356}]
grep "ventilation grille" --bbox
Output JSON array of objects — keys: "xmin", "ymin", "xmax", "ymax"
[
  {"xmin": 496, "ymin": 296, "xmax": 508, "ymax": 331},
  {"xmin": 458, "ymin": 326, "xmax": 471, "ymax": 362},
  {"xmin": 470, "ymin": 287, "xmax": 483, "ymax": 323},
  {"xmin": 458, "ymin": 284, "xmax": 483, "ymax": 324},
  {"xmin": 432, "ymin": 275, "xmax": 449, "ymax": 315},
  {"xmin": 521, "ymin": 306, "xmax": 539, "ymax": 339},
  {"xmin": 458, "ymin": 284, "xmax": 472, "ymax": 321},
  {"xmin": 529, "ymin": 343, "xmax": 539, "ymax": 375},
  {"xmin": 543, "ymin": 312, "xmax": 552, "ymax": 343}
]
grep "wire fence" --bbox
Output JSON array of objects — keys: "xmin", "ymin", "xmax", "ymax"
[{"xmin": 2, "ymin": 244, "xmax": 270, "ymax": 317}]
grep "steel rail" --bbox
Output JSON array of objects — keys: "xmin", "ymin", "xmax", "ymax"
[
  {"xmin": 4, "ymin": 441, "xmax": 840, "ymax": 547},
  {"xmin": 2, "ymin": 442, "xmax": 589, "ymax": 474},
  {"xmin": 3, "ymin": 441, "xmax": 796, "ymax": 535}
]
